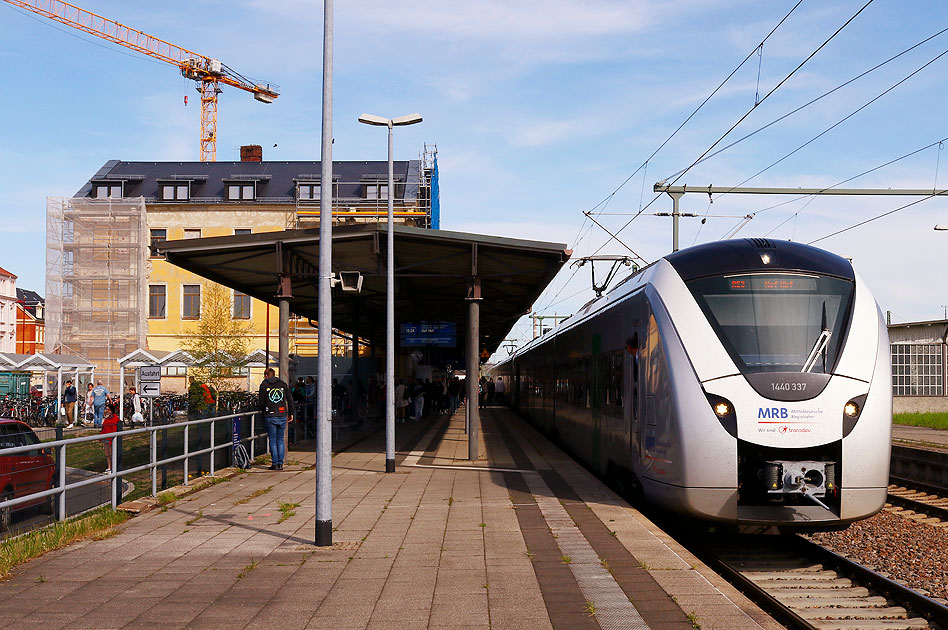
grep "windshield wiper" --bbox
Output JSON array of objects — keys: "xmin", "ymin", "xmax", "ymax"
[{"xmin": 802, "ymin": 302, "xmax": 831, "ymax": 373}]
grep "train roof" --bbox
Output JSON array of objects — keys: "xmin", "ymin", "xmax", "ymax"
[{"xmin": 665, "ymin": 238, "xmax": 854, "ymax": 282}]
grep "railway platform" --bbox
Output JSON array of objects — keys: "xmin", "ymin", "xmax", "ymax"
[
  {"xmin": 892, "ymin": 424, "xmax": 948, "ymax": 450},
  {"xmin": 0, "ymin": 406, "xmax": 783, "ymax": 630}
]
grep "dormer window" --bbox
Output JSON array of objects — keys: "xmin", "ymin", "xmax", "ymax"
[
  {"xmin": 92, "ymin": 182, "xmax": 122, "ymax": 198},
  {"xmin": 364, "ymin": 183, "xmax": 389, "ymax": 200},
  {"xmin": 298, "ymin": 183, "xmax": 320, "ymax": 200},
  {"xmin": 227, "ymin": 182, "xmax": 256, "ymax": 200},
  {"xmin": 160, "ymin": 182, "xmax": 190, "ymax": 201}
]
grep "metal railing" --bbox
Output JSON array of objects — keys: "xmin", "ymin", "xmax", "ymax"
[{"xmin": 0, "ymin": 411, "xmax": 265, "ymax": 531}]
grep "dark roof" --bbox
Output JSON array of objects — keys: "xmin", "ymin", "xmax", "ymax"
[
  {"xmin": 665, "ymin": 238, "xmax": 855, "ymax": 282},
  {"xmin": 16, "ymin": 288, "xmax": 43, "ymax": 304},
  {"xmin": 155, "ymin": 225, "xmax": 571, "ymax": 357},
  {"xmin": 15, "ymin": 288, "xmax": 43, "ymax": 319},
  {"xmin": 77, "ymin": 159, "xmax": 421, "ymax": 203}
]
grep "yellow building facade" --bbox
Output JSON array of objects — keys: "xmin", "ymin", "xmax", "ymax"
[{"xmin": 47, "ymin": 148, "xmax": 436, "ymax": 391}]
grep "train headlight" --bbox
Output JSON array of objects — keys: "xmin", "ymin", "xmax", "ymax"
[
  {"xmin": 705, "ymin": 392, "xmax": 737, "ymax": 437},
  {"xmin": 841, "ymin": 394, "xmax": 868, "ymax": 438}
]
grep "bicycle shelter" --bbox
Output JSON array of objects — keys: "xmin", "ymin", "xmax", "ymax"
[
  {"xmin": 116, "ymin": 348, "xmax": 286, "ymax": 423},
  {"xmin": 0, "ymin": 352, "xmax": 96, "ymax": 425},
  {"xmin": 117, "ymin": 349, "xmax": 194, "ymax": 423}
]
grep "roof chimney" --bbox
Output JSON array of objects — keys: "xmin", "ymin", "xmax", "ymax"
[{"xmin": 240, "ymin": 144, "xmax": 263, "ymax": 162}]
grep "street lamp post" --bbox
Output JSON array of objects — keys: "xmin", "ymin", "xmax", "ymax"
[{"xmin": 358, "ymin": 112, "xmax": 422, "ymax": 473}]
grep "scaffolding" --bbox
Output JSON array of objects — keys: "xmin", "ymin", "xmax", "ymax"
[{"xmin": 46, "ymin": 197, "xmax": 148, "ymax": 392}]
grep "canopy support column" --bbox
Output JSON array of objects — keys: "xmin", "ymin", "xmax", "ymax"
[{"xmin": 467, "ymin": 272, "xmax": 481, "ymax": 461}]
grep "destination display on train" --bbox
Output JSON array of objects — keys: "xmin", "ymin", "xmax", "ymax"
[{"xmin": 728, "ymin": 275, "xmax": 817, "ymax": 292}]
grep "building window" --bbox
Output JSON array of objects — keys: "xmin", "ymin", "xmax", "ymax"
[
  {"xmin": 227, "ymin": 183, "xmax": 255, "ymax": 200},
  {"xmin": 150, "ymin": 228, "xmax": 167, "ymax": 258},
  {"xmin": 161, "ymin": 366, "xmax": 188, "ymax": 377},
  {"xmin": 93, "ymin": 183, "xmax": 122, "ymax": 198},
  {"xmin": 364, "ymin": 183, "xmax": 389, "ymax": 200},
  {"xmin": 183, "ymin": 228, "xmax": 201, "ymax": 239},
  {"xmin": 160, "ymin": 183, "xmax": 190, "ymax": 201},
  {"xmin": 891, "ymin": 343, "xmax": 944, "ymax": 396},
  {"xmin": 62, "ymin": 251, "xmax": 74, "ymax": 276},
  {"xmin": 149, "ymin": 285, "xmax": 166, "ymax": 319},
  {"xmin": 182, "ymin": 284, "xmax": 201, "ymax": 319},
  {"xmin": 62, "ymin": 281, "xmax": 74, "ymax": 299},
  {"xmin": 298, "ymin": 183, "xmax": 320, "ymax": 200},
  {"xmin": 234, "ymin": 228, "xmax": 252, "ymax": 236},
  {"xmin": 233, "ymin": 291, "xmax": 251, "ymax": 319},
  {"xmin": 63, "ymin": 220, "xmax": 74, "ymax": 243}
]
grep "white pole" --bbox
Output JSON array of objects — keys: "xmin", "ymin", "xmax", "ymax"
[{"xmin": 315, "ymin": 0, "xmax": 334, "ymax": 548}]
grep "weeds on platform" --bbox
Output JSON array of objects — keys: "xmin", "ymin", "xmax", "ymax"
[
  {"xmin": 237, "ymin": 559, "xmax": 258, "ymax": 579},
  {"xmin": 894, "ymin": 412, "xmax": 948, "ymax": 430},
  {"xmin": 0, "ymin": 506, "xmax": 129, "ymax": 579},
  {"xmin": 687, "ymin": 611, "xmax": 701, "ymax": 628},
  {"xmin": 278, "ymin": 501, "xmax": 300, "ymax": 524}
]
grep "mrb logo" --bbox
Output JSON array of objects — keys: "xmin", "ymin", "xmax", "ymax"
[{"xmin": 758, "ymin": 407, "xmax": 788, "ymax": 419}]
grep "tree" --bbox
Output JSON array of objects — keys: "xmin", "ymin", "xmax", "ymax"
[{"xmin": 181, "ymin": 282, "xmax": 253, "ymax": 401}]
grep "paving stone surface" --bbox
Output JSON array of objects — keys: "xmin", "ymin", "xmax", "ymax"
[{"xmin": 0, "ymin": 405, "xmax": 784, "ymax": 629}]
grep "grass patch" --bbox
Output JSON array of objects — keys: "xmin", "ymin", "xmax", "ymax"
[
  {"xmin": 561, "ymin": 555, "xmax": 572, "ymax": 564},
  {"xmin": 185, "ymin": 509, "xmax": 203, "ymax": 526},
  {"xmin": 277, "ymin": 501, "xmax": 300, "ymax": 524},
  {"xmin": 0, "ymin": 507, "xmax": 129, "ymax": 579},
  {"xmin": 687, "ymin": 611, "xmax": 701, "ymax": 628},
  {"xmin": 584, "ymin": 600, "xmax": 596, "ymax": 616},
  {"xmin": 894, "ymin": 412, "xmax": 948, "ymax": 430}
]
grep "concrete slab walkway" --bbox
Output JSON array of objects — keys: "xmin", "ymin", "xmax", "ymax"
[{"xmin": 0, "ymin": 406, "xmax": 783, "ymax": 630}]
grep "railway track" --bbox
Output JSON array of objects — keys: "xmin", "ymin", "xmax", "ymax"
[
  {"xmin": 693, "ymin": 534, "xmax": 948, "ymax": 630},
  {"xmin": 887, "ymin": 485, "xmax": 948, "ymax": 523}
]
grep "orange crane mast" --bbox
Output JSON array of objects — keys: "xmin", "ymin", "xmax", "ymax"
[{"xmin": 3, "ymin": 0, "xmax": 280, "ymax": 161}]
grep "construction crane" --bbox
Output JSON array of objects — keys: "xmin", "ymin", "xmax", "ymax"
[{"xmin": 3, "ymin": 0, "xmax": 280, "ymax": 161}]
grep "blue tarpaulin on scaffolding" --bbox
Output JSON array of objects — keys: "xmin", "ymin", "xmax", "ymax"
[{"xmin": 431, "ymin": 154, "xmax": 440, "ymax": 229}]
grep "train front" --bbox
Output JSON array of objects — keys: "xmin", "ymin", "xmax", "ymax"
[{"xmin": 661, "ymin": 239, "xmax": 891, "ymax": 529}]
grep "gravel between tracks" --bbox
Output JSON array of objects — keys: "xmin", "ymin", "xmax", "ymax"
[{"xmin": 807, "ymin": 509, "xmax": 948, "ymax": 602}]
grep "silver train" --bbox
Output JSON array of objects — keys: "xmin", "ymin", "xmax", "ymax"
[{"xmin": 495, "ymin": 238, "xmax": 891, "ymax": 530}]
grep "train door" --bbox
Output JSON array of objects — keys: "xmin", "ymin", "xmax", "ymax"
[
  {"xmin": 624, "ymin": 328, "xmax": 641, "ymax": 458},
  {"xmin": 591, "ymin": 333, "xmax": 602, "ymax": 469}
]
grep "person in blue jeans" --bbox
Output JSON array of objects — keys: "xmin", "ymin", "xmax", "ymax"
[
  {"xmin": 258, "ymin": 368, "xmax": 294, "ymax": 470},
  {"xmin": 91, "ymin": 381, "xmax": 110, "ymax": 428}
]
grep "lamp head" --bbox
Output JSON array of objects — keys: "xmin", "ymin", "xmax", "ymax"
[{"xmin": 358, "ymin": 113, "xmax": 389, "ymax": 126}]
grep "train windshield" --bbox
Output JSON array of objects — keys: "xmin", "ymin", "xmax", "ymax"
[{"xmin": 687, "ymin": 273, "xmax": 853, "ymax": 374}]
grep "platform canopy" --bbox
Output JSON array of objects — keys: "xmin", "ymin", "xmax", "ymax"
[{"xmin": 154, "ymin": 224, "xmax": 571, "ymax": 357}]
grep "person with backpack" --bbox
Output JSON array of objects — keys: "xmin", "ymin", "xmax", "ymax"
[{"xmin": 258, "ymin": 368, "xmax": 294, "ymax": 470}]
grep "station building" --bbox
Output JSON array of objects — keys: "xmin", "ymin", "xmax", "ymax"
[
  {"xmin": 45, "ymin": 145, "xmax": 438, "ymax": 390},
  {"xmin": 888, "ymin": 318, "xmax": 948, "ymax": 413}
]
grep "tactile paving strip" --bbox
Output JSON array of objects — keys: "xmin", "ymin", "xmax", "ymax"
[{"xmin": 525, "ymin": 471, "xmax": 651, "ymax": 630}]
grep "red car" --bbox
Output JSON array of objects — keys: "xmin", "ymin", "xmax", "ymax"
[{"xmin": 0, "ymin": 419, "xmax": 55, "ymax": 531}]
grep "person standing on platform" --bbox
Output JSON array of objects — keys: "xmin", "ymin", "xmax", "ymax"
[
  {"xmin": 304, "ymin": 375, "xmax": 316, "ymax": 427},
  {"xmin": 128, "ymin": 386, "xmax": 144, "ymax": 425},
  {"xmin": 494, "ymin": 376, "xmax": 506, "ymax": 405},
  {"xmin": 62, "ymin": 379, "xmax": 77, "ymax": 428},
  {"xmin": 84, "ymin": 382, "xmax": 95, "ymax": 426},
  {"xmin": 91, "ymin": 380, "xmax": 110, "ymax": 428},
  {"xmin": 258, "ymin": 368, "xmax": 294, "ymax": 471},
  {"xmin": 395, "ymin": 378, "xmax": 408, "ymax": 423},
  {"xmin": 100, "ymin": 402, "xmax": 119, "ymax": 474}
]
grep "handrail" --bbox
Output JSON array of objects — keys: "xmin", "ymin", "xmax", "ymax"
[{"xmin": 0, "ymin": 411, "xmax": 264, "ymax": 522}]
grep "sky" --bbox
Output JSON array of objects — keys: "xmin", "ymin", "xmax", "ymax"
[{"xmin": 1, "ymin": 0, "xmax": 947, "ymax": 360}]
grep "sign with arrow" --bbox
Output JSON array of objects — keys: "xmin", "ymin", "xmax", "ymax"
[{"xmin": 140, "ymin": 382, "xmax": 161, "ymax": 398}]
